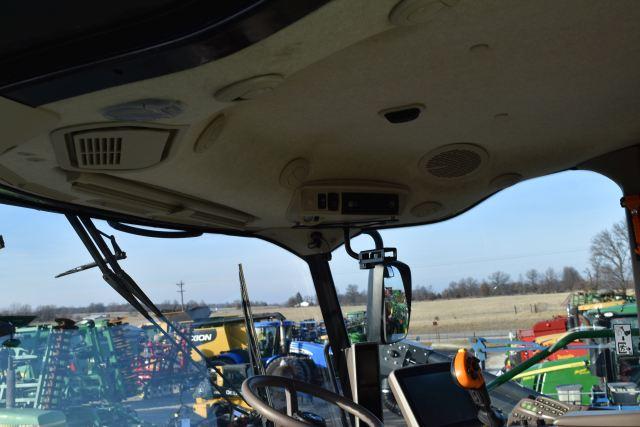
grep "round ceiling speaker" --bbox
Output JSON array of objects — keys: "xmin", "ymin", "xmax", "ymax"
[
  {"xmin": 279, "ymin": 158, "xmax": 310, "ymax": 189},
  {"xmin": 410, "ymin": 201, "xmax": 443, "ymax": 217},
  {"xmin": 419, "ymin": 143, "xmax": 488, "ymax": 179},
  {"xmin": 389, "ymin": 0, "xmax": 459, "ymax": 26},
  {"xmin": 194, "ymin": 114, "xmax": 226, "ymax": 154},
  {"xmin": 214, "ymin": 74, "xmax": 284, "ymax": 102}
]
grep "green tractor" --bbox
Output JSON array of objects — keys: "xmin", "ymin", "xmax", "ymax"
[
  {"xmin": 514, "ymin": 356, "xmax": 600, "ymax": 405},
  {"xmin": 345, "ymin": 311, "xmax": 367, "ymax": 344},
  {"xmin": 488, "ymin": 302, "xmax": 640, "ymax": 406}
]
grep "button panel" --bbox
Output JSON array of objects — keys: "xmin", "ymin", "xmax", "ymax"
[{"xmin": 507, "ymin": 396, "xmax": 577, "ymax": 426}]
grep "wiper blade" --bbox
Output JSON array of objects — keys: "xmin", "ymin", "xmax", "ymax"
[
  {"xmin": 55, "ymin": 254, "xmax": 126, "ymax": 278},
  {"xmin": 55, "ymin": 229, "xmax": 126, "ymax": 278},
  {"xmin": 63, "ymin": 214, "xmax": 250, "ymax": 412}
]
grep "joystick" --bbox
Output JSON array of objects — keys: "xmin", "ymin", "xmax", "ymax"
[{"xmin": 451, "ymin": 348, "xmax": 504, "ymax": 427}]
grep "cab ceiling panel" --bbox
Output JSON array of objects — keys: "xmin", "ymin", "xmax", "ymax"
[
  {"xmin": 0, "ymin": 0, "xmax": 639, "ymax": 256},
  {"xmin": 0, "ymin": 0, "xmax": 329, "ymax": 106}
]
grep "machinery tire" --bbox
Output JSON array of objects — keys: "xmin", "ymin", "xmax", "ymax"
[{"xmin": 265, "ymin": 355, "xmax": 316, "ymax": 383}]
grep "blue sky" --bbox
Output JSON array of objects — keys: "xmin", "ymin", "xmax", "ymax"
[{"xmin": 0, "ymin": 170, "xmax": 624, "ymax": 307}]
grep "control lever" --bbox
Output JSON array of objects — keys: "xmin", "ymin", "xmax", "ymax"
[{"xmin": 451, "ymin": 349, "xmax": 503, "ymax": 427}]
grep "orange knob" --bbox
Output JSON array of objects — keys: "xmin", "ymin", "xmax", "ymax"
[{"xmin": 451, "ymin": 348, "xmax": 485, "ymax": 390}]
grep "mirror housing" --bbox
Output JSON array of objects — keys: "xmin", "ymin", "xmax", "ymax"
[{"xmin": 366, "ymin": 260, "xmax": 412, "ymax": 344}]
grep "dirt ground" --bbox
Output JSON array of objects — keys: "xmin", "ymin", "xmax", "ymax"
[{"xmin": 208, "ymin": 292, "xmax": 571, "ymax": 336}]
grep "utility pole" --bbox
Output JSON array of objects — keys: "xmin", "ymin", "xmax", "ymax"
[{"xmin": 176, "ymin": 281, "xmax": 186, "ymax": 311}]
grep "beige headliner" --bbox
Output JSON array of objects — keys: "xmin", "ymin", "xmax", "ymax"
[{"xmin": 1, "ymin": 0, "xmax": 639, "ymax": 254}]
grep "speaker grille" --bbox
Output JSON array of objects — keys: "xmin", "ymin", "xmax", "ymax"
[
  {"xmin": 425, "ymin": 149, "xmax": 482, "ymax": 178},
  {"xmin": 419, "ymin": 143, "xmax": 488, "ymax": 180}
]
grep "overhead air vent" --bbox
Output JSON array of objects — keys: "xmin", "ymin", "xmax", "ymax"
[
  {"xmin": 75, "ymin": 135, "xmax": 122, "ymax": 168},
  {"xmin": 51, "ymin": 123, "xmax": 184, "ymax": 171},
  {"xmin": 419, "ymin": 143, "xmax": 488, "ymax": 180}
]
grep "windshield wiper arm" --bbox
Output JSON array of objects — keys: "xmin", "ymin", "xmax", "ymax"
[
  {"xmin": 55, "ymin": 229, "xmax": 126, "ymax": 278},
  {"xmin": 63, "ymin": 214, "xmax": 250, "ymax": 412}
]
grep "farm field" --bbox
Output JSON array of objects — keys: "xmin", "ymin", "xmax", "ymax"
[{"xmin": 210, "ymin": 292, "xmax": 571, "ymax": 336}]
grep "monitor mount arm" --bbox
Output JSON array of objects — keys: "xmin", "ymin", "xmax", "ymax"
[{"xmin": 343, "ymin": 228, "xmax": 397, "ymax": 269}]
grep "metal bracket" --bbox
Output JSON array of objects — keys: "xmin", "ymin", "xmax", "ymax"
[{"xmin": 358, "ymin": 248, "xmax": 397, "ymax": 269}]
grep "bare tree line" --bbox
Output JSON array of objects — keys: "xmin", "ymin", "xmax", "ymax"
[
  {"xmin": 338, "ymin": 220, "xmax": 634, "ymax": 303},
  {"xmin": 0, "ymin": 299, "xmax": 210, "ymax": 321},
  {"xmin": 3, "ymin": 221, "xmax": 634, "ymax": 318},
  {"xmin": 429, "ymin": 220, "xmax": 632, "ymax": 299}
]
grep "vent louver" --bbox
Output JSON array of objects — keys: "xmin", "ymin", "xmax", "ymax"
[
  {"xmin": 51, "ymin": 123, "xmax": 184, "ymax": 171},
  {"xmin": 76, "ymin": 137, "xmax": 122, "ymax": 167}
]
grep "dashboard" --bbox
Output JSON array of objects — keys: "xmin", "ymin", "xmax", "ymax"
[{"xmin": 386, "ymin": 362, "xmax": 639, "ymax": 427}]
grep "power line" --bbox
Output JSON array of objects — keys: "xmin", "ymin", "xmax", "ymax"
[
  {"xmin": 331, "ymin": 247, "xmax": 589, "ymax": 276},
  {"xmin": 409, "ymin": 247, "xmax": 589, "ymax": 270},
  {"xmin": 176, "ymin": 281, "xmax": 186, "ymax": 312}
]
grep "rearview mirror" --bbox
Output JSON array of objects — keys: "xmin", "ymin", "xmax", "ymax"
[
  {"xmin": 383, "ymin": 265, "xmax": 410, "ymax": 343},
  {"xmin": 366, "ymin": 261, "xmax": 411, "ymax": 344}
]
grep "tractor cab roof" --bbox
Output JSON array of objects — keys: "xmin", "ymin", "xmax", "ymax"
[{"xmin": 1, "ymin": 1, "xmax": 639, "ymax": 255}]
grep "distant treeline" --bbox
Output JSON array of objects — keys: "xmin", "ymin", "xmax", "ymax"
[
  {"xmin": 335, "ymin": 220, "xmax": 633, "ymax": 302},
  {"xmin": 3, "ymin": 221, "xmax": 632, "ymax": 319},
  {"xmin": 0, "ymin": 299, "xmax": 270, "ymax": 322}
]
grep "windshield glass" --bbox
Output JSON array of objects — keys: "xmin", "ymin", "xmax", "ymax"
[
  {"xmin": 330, "ymin": 171, "xmax": 639, "ymax": 420},
  {"xmin": 0, "ymin": 207, "xmax": 342, "ymax": 426},
  {"xmin": 1, "ymin": 170, "xmax": 639, "ymax": 426}
]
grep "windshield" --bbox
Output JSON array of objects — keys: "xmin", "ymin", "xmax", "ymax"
[
  {"xmin": 330, "ymin": 171, "xmax": 639, "ymax": 419},
  {"xmin": 1, "ymin": 170, "xmax": 639, "ymax": 426},
  {"xmin": 0, "ymin": 207, "xmax": 342, "ymax": 426}
]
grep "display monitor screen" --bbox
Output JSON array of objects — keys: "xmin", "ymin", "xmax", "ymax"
[{"xmin": 391, "ymin": 363, "xmax": 481, "ymax": 427}]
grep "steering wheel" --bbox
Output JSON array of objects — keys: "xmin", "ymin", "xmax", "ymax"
[{"xmin": 242, "ymin": 375, "xmax": 384, "ymax": 427}]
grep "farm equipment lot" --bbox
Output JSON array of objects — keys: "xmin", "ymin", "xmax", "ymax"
[{"xmin": 205, "ymin": 292, "xmax": 572, "ymax": 336}]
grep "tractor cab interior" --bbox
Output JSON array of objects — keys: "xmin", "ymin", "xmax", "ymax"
[{"xmin": 1, "ymin": 1, "xmax": 640, "ymax": 426}]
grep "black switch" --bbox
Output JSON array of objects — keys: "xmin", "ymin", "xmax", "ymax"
[
  {"xmin": 317, "ymin": 193, "xmax": 327, "ymax": 209},
  {"xmin": 328, "ymin": 193, "xmax": 339, "ymax": 211}
]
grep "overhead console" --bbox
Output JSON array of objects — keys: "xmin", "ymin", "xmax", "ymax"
[{"xmin": 287, "ymin": 181, "xmax": 408, "ymax": 226}]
